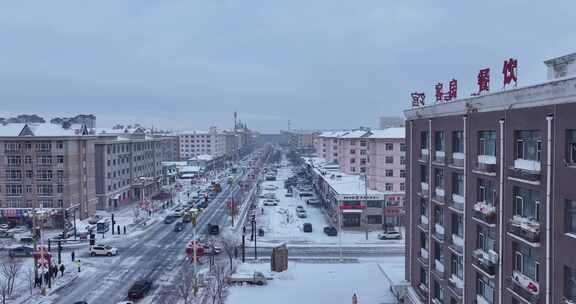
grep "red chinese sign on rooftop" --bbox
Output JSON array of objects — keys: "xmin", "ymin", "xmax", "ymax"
[{"xmin": 503, "ymin": 58, "xmax": 518, "ymax": 88}]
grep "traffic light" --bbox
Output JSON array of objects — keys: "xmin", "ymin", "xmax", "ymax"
[
  {"xmin": 64, "ymin": 209, "xmax": 70, "ymax": 219},
  {"xmin": 89, "ymin": 233, "xmax": 95, "ymax": 246}
]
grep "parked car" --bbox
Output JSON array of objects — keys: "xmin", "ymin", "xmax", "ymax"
[
  {"xmin": 164, "ymin": 216, "xmax": 177, "ymax": 224},
  {"xmin": 296, "ymin": 205, "xmax": 305, "ymax": 211},
  {"xmin": 128, "ymin": 280, "xmax": 153, "ymax": 300},
  {"xmin": 8, "ymin": 246, "xmax": 34, "ymax": 257},
  {"xmin": 262, "ymin": 199, "xmax": 278, "ymax": 206},
  {"xmin": 377, "ymin": 230, "xmax": 402, "ymax": 240},
  {"xmin": 299, "ymin": 192, "xmax": 314, "ymax": 198},
  {"xmin": 296, "ymin": 210, "xmax": 307, "ymax": 218},
  {"xmin": 303, "ymin": 223, "xmax": 313, "ymax": 233},
  {"xmin": 90, "ymin": 244, "xmax": 118, "ymax": 256},
  {"xmin": 323, "ymin": 226, "xmax": 338, "ymax": 236},
  {"xmin": 174, "ymin": 222, "xmax": 184, "ymax": 232},
  {"xmin": 209, "ymin": 224, "xmax": 220, "ymax": 235},
  {"xmin": 263, "ymin": 185, "xmax": 278, "ymax": 190},
  {"xmin": 19, "ymin": 236, "xmax": 34, "ymax": 244}
]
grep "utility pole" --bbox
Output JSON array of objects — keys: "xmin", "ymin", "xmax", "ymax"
[
  {"xmin": 192, "ymin": 213, "xmax": 198, "ymax": 292},
  {"xmin": 242, "ymin": 226, "xmax": 246, "ymax": 263},
  {"xmin": 364, "ymin": 173, "xmax": 369, "ymax": 241}
]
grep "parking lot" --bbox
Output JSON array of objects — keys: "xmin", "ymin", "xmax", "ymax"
[{"xmin": 254, "ymin": 162, "xmax": 404, "ymax": 247}]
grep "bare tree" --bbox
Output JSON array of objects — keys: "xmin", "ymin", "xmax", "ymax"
[
  {"xmin": 0, "ymin": 260, "xmax": 19, "ymax": 304},
  {"xmin": 207, "ymin": 262, "xmax": 228, "ymax": 304},
  {"xmin": 221, "ymin": 233, "xmax": 239, "ymax": 272},
  {"xmin": 174, "ymin": 264, "xmax": 198, "ymax": 304},
  {"xmin": 24, "ymin": 267, "xmax": 34, "ymax": 296}
]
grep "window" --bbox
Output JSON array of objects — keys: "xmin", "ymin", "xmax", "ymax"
[
  {"xmin": 435, "ymin": 241, "xmax": 444, "ymax": 261},
  {"xmin": 400, "ymin": 143, "xmax": 406, "ymax": 152},
  {"xmin": 56, "ymin": 141, "xmax": 64, "ymax": 149},
  {"xmin": 56, "ymin": 155, "xmax": 64, "ymax": 163},
  {"xmin": 420, "ymin": 165, "xmax": 428, "ymax": 183},
  {"xmin": 36, "ymin": 170, "xmax": 53, "ymax": 181},
  {"xmin": 421, "ymin": 231, "xmax": 428, "ymax": 250},
  {"xmin": 477, "ymin": 226, "xmax": 496, "ymax": 252},
  {"xmin": 360, "ymin": 158, "xmax": 366, "ymax": 165},
  {"xmin": 400, "ymin": 156, "xmax": 406, "ymax": 165},
  {"xmin": 435, "ymin": 206, "xmax": 444, "ymax": 226},
  {"xmin": 434, "ymin": 281, "xmax": 445, "ymax": 303},
  {"xmin": 386, "ymin": 170, "xmax": 394, "ymax": 177},
  {"xmin": 350, "ymin": 149, "xmax": 356, "ymax": 154},
  {"xmin": 25, "ymin": 155, "xmax": 32, "ymax": 164},
  {"xmin": 57, "ymin": 184, "xmax": 64, "ymax": 194},
  {"xmin": 452, "ymin": 214, "xmax": 463, "ymax": 237},
  {"xmin": 420, "ymin": 267, "xmax": 428, "ymax": 286},
  {"xmin": 477, "ymin": 275, "xmax": 495, "ymax": 303},
  {"xmin": 452, "ymin": 173, "xmax": 464, "ymax": 196},
  {"xmin": 566, "ymin": 200, "xmax": 576, "ymax": 234},
  {"xmin": 434, "ymin": 168, "xmax": 444, "ymax": 189},
  {"xmin": 360, "ymin": 150, "xmax": 367, "ymax": 155},
  {"xmin": 452, "ymin": 131, "xmax": 463, "ymax": 154},
  {"xmin": 478, "ymin": 179, "xmax": 496, "ymax": 205},
  {"xmin": 567, "ymin": 130, "xmax": 576, "ymax": 163},
  {"xmin": 514, "ymin": 244, "xmax": 539, "ymax": 281},
  {"xmin": 25, "ymin": 170, "xmax": 33, "ymax": 179},
  {"xmin": 400, "ymin": 170, "xmax": 406, "ymax": 178},
  {"xmin": 421, "ymin": 131, "xmax": 429, "ymax": 150},
  {"xmin": 386, "ymin": 143, "xmax": 394, "ymax": 151},
  {"xmin": 400, "ymin": 183, "xmax": 405, "ymax": 191},
  {"xmin": 36, "ymin": 184, "xmax": 53, "ymax": 196},
  {"xmin": 350, "ymin": 158, "xmax": 356, "ymax": 164},
  {"xmin": 565, "ymin": 266, "xmax": 576, "ymax": 302},
  {"xmin": 5, "ymin": 185, "xmax": 23, "ymax": 196},
  {"xmin": 5, "ymin": 170, "xmax": 22, "ymax": 181},
  {"xmin": 367, "ymin": 215, "xmax": 382, "ymax": 224},
  {"xmin": 478, "ymin": 131, "xmax": 496, "ymax": 156},
  {"xmin": 513, "ymin": 186, "xmax": 540, "ymax": 220},
  {"xmin": 451, "ymin": 254, "xmax": 463, "ymax": 279},
  {"xmin": 515, "ymin": 130, "xmax": 542, "ymax": 161},
  {"xmin": 351, "ymin": 167, "xmax": 356, "ymax": 173},
  {"xmin": 6, "ymin": 156, "xmax": 21, "ymax": 166},
  {"xmin": 420, "ymin": 198, "xmax": 428, "ymax": 218},
  {"xmin": 360, "ymin": 167, "xmax": 366, "ymax": 173},
  {"xmin": 360, "ymin": 140, "xmax": 367, "ymax": 147},
  {"xmin": 367, "ymin": 201, "xmax": 382, "ymax": 208},
  {"xmin": 385, "ymin": 156, "xmax": 394, "ymax": 164},
  {"xmin": 435, "ymin": 131, "xmax": 445, "ymax": 152},
  {"xmin": 385, "ymin": 183, "xmax": 393, "ymax": 191}
]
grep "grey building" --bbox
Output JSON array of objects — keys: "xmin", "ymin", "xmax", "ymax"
[
  {"xmin": 0, "ymin": 123, "xmax": 97, "ymax": 226},
  {"xmin": 404, "ymin": 53, "xmax": 576, "ymax": 304},
  {"xmin": 94, "ymin": 128, "xmax": 170, "ymax": 210}
]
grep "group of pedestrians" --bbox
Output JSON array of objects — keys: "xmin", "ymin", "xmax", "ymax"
[{"xmin": 33, "ymin": 263, "xmax": 66, "ymax": 289}]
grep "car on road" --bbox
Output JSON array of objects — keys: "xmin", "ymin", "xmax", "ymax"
[
  {"xmin": 90, "ymin": 244, "xmax": 118, "ymax": 256},
  {"xmin": 128, "ymin": 280, "xmax": 153, "ymax": 300},
  {"xmin": 295, "ymin": 205, "xmax": 305, "ymax": 212},
  {"xmin": 209, "ymin": 224, "xmax": 220, "ymax": 235},
  {"xmin": 296, "ymin": 209, "xmax": 307, "ymax": 218},
  {"xmin": 284, "ymin": 192, "xmax": 293, "ymax": 197},
  {"xmin": 164, "ymin": 215, "xmax": 177, "ymax": 224},
  {"xmin": 303, "ymin": 223, "xmax": 312, "ymax": 233},
  {"xmin": 87, "ymin": 215, "xmax": 102, "ymax": 225},
  {"xmin": 262, "ymin": 199, "xmax": 278, "ymax": 206},
  {"xmin": 306, "ymin": 198, "xmax": 320, "ymax": 205},
  {"xmin": 299, "ymin": 191, "xmax": 314, "ymax": 198},
  {"xmin": 174, "ymin": 222, "xmax": 185, "ymax": 232},
  {"xmin": 263, "ymin": 185, "xmax": 278, "ymax": 190},
  {"xmin": 377, "ymin": 230, "xmax": 402, "ymax": 240},
  {"xmin": 8, "ymin": 246, "xmax": 34, "ymax": 257},
  {"xmin": 323, "ymin": 226, "xmax": 338, "ymax": 236}
]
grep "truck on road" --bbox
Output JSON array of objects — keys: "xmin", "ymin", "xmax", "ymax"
[{"xmin": 226, "ymin": 271, "xmax": 270, "ymax": 286}]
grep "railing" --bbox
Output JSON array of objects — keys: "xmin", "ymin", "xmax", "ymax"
[
  {"xmin": 509, "ymin": 160, "xmax": 541, "ymax": 182},
  {"xmin": 434, "ymin": 223, "xmax": 445, "ymax": 241},
  {"xmin": 433, "ymin": 188, "xmax": 445, "ymax": 203},
  {"xmin": 508, "ymin": 216, "xmax": 540, "ymax": 245},
  {"xmin": 450, "ymin": 194, "xmax": 464, "ymax": 211},
  {"xmin": 419, "ymin": 182, "xmax": 429, "ymax": 198},
  {"xmin": 472, "ymin": 249, "xmax": 498, "ymax": 276},
  {"xmin": 508, "ymin": 273, "xmax": 540, "ymax": 303},
  {"xmin": 450, "ymin": 234, "xmax": 464, "ymax": 253},
  {"xmin": 473, "ymin": 202, "xmax": 497, "ymax": 224},
  {"xmin": 449, "ymin": 152, "xmax": 465, "ymax": 167},
  {"xmin": 448, "ymin": 274, "xmax": 463, "ymax": 297},
  {"xmin": 417, "ymin": 283, "xmax": 429, "ymax": 302},
  {"xmin": 433, "ymin": 151, "xmax": 446, "ymax": 164},
  {"xmin": 475, "ymin": 155, "xmax": 497, "ymax": 174},
  {"xmin": 420, "ymin": 149, "xmax": 430, "ymax": 162}
]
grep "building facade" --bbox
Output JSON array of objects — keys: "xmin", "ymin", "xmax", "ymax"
[
  {"xmin": 404, "ymin": 53, "xmax": 576, "ymax": 304},
  {"xmin": 175, "ymin": 127, "xmax": 226, "ymax": 160},
  {"xmin": 0, "ymin": 124, "xmax": 97, "ymax": 226},
  {"xmin": 94, "ymin": 129, "xmax": 170, "ymax": 210}
]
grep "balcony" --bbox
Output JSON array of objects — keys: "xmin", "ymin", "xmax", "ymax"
[
  {"xmin": 450, "ymin": 234, "xmax": 464, "ymax": 254},
  {"xmin": 509, "ymin": 159, "xmax": 541, "ymax": 183},
  {"xmin": 508, "ymin": 215, "xmax": 540, "ymax": 246},
  {"xmin": 433, "ymin": 188, "xmax": 445, "ymax": 203},
  {"xmin": 419, "ymin": 248, "xmax": 429, "ymax": 265},
  {"xmin": 417, "ymin": 283, "xmax": 429, "ymax": 302},
  {"xmin": 448, "ymin": 274, "xmax": 464, "ymax": 297},
  {"xmin": 474, "ymin": 155, "xmax": 497, "ymax": 174},
  {"xmin": 450, "ymin": 194, "xmax": 464, "ymax": 212},
  {"xmin": 419, "ymin": 182, "xmax": 429, "ymax": 198},
  {"xmin": 421, "ymin": 215, "xmax": 429, "ymax": 225},
  {"xmin": 473, "ymin": 202, "xmax": 497, "ymax": 225},
  {"xmin": 434, "ymin": 259, "xmax": 445, "ymax": 274},
  {"xmin": 449, "ymin": 152, "xmax": 465, "ymax": 168},
  {"xmin": 472, "ymin": 249, "xmax": 498, "ymax": 276},
  {"xmin": 509, "ymin": 272, "xmax": 540, "ymax": 303},
  {"xmin": 433, "ymin": 151, "xmax": 446, "ymax": 165},
  {"xmin": 434, "ymin": 223, "xmax": 445, "ymax": 241},
  {"xmin": 420, "ymin": 149, "xmax": 430, "ymax": 162}
]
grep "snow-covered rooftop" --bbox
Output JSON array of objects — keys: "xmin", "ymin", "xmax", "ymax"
[
  {"xmin": 367, "ymin": 127, "xmax": 405, "ymax": 139},
  {"xmin": 0, "ymin": 123, "xmax": 89, "ymax": 137}
]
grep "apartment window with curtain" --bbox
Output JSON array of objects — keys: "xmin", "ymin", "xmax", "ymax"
[
  {"xmin": 420, "ymin": 198, "xmax": 428, "ymax": 218},
  {"xmin": 435, "ymin": 131, "xmax": 445, "ymax": 152},
  {"xmin": 477, "ymin": 226, "xmax": 496, "ymax": 252},
  {"xmin": 565, "ymin": 266, "xmax": 576, "ymax": 302},
  {"xmin": 451, "ymin": 254, "xmax": 463, "ymax": 279},
  {"xmin": 421, "ymin": 131, "xmax": 429, "ymax": 150},
  {"xmin": 513, "ymin": 244, "xmax": 539, "ymax": 281},
  {"xmin": 567, "ymin": 130, "xmax": 576, "ymax": 164},
  {"xmin": 478, "ymin": 131, "xmax": 496, "ymax": 156},
  {"xmin": 421, "ymin": 232, "xmax": 428, "ymax": 250},
  {"xmin": 435, "ymin": 168, "xmax": 444, "ymax": 189},
  {"xmin": 566, "ymin": 199, "xmax": 576, "ymax": 234},
  {"xmin": 478, "ymin": 178, "xmax": 496, "ymax": 205},
  {"xmin": 434, "ymin": 281, "xmax": 445, "ymax": 303},
  {"xmin": 477, "ymin": 275, "xmax": 495, "ymax": 303},
  {"xmin": 434, "ymin": 242, "xmax": 444, "ymax": 262},
  {"xmin": 435, "ymin": 206, "xmax": 444, "ymax": 226},
  {"xmin": 513, "ymin": 186, "xmax": 540, "ymax": 221},
  {"xmin": 452, "ymin": 214, "xmax": 463, "ymax": 238},
  {"xmin": 420, "ymin": 165, "xmax": 428, "ymax": 183},
  {"xmin": 420, "ymin": 267, "xmax": 428, "ymax": 285},
  {"xmin": 452, "ymin": 173, "xmax": 464, "ymax": 196},
  {"xmin": 515, "ymin": 130, "xmax": 542, "ymax": 161},
  {"xmin": 452, "ymin": 131, "xmax": 463, "ymax": 153}
]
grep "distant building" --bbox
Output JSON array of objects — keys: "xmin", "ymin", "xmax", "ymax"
[
  {"xmin": 379, "ymin": 116, "xmax": 405, "ymax": 129},
  {"xmin": 403, "ymin": 52, "xmax": 576, "ymax": 304},
  {"xmin": 0, "ymin": 123, "xmax": 97, "ymax": 226}
]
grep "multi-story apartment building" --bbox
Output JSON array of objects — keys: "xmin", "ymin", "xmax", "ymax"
[
  {"xmin": 286, "ymin": 130, "xmax": 319, "ymax": 153},
  {"xmin": 94, "ymin": 128, "xmax": 171, "ymax": 210},
  {"xmin": 0, "ymin": 123, "xmax": 97, "ymax": 226},
  {"xmin": 404, "ymin": 53, "xmax": 576, "ymax": 304},
  {"xmin": 175, "ymin": 127, "xmax": 226, "ymax": 160},
  {"xmin": 314, "ymin": 128, "xmax": 406, "ymax": 225}
]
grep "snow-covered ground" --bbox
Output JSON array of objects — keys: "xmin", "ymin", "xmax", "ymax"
[
  {"xmin": 228, "ymin": 257, "xmax": 404, "ymax": 304},
  {"xmin": 255, "ymin": 165, "xmax": 404, "ymax": 247}
]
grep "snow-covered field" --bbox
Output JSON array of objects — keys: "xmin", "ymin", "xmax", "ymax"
[
  {"xmin": 228, "ymin": 257, "xmax": 404, "ymax": 304},
  {"xmin": 255, "ymin": 165, "xmax": 404, "ymax": 247}
]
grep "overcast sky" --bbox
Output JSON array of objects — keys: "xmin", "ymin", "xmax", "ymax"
[{"xmin": 0, "ymin": 1, "xmax": 574, "ymax": 133}]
